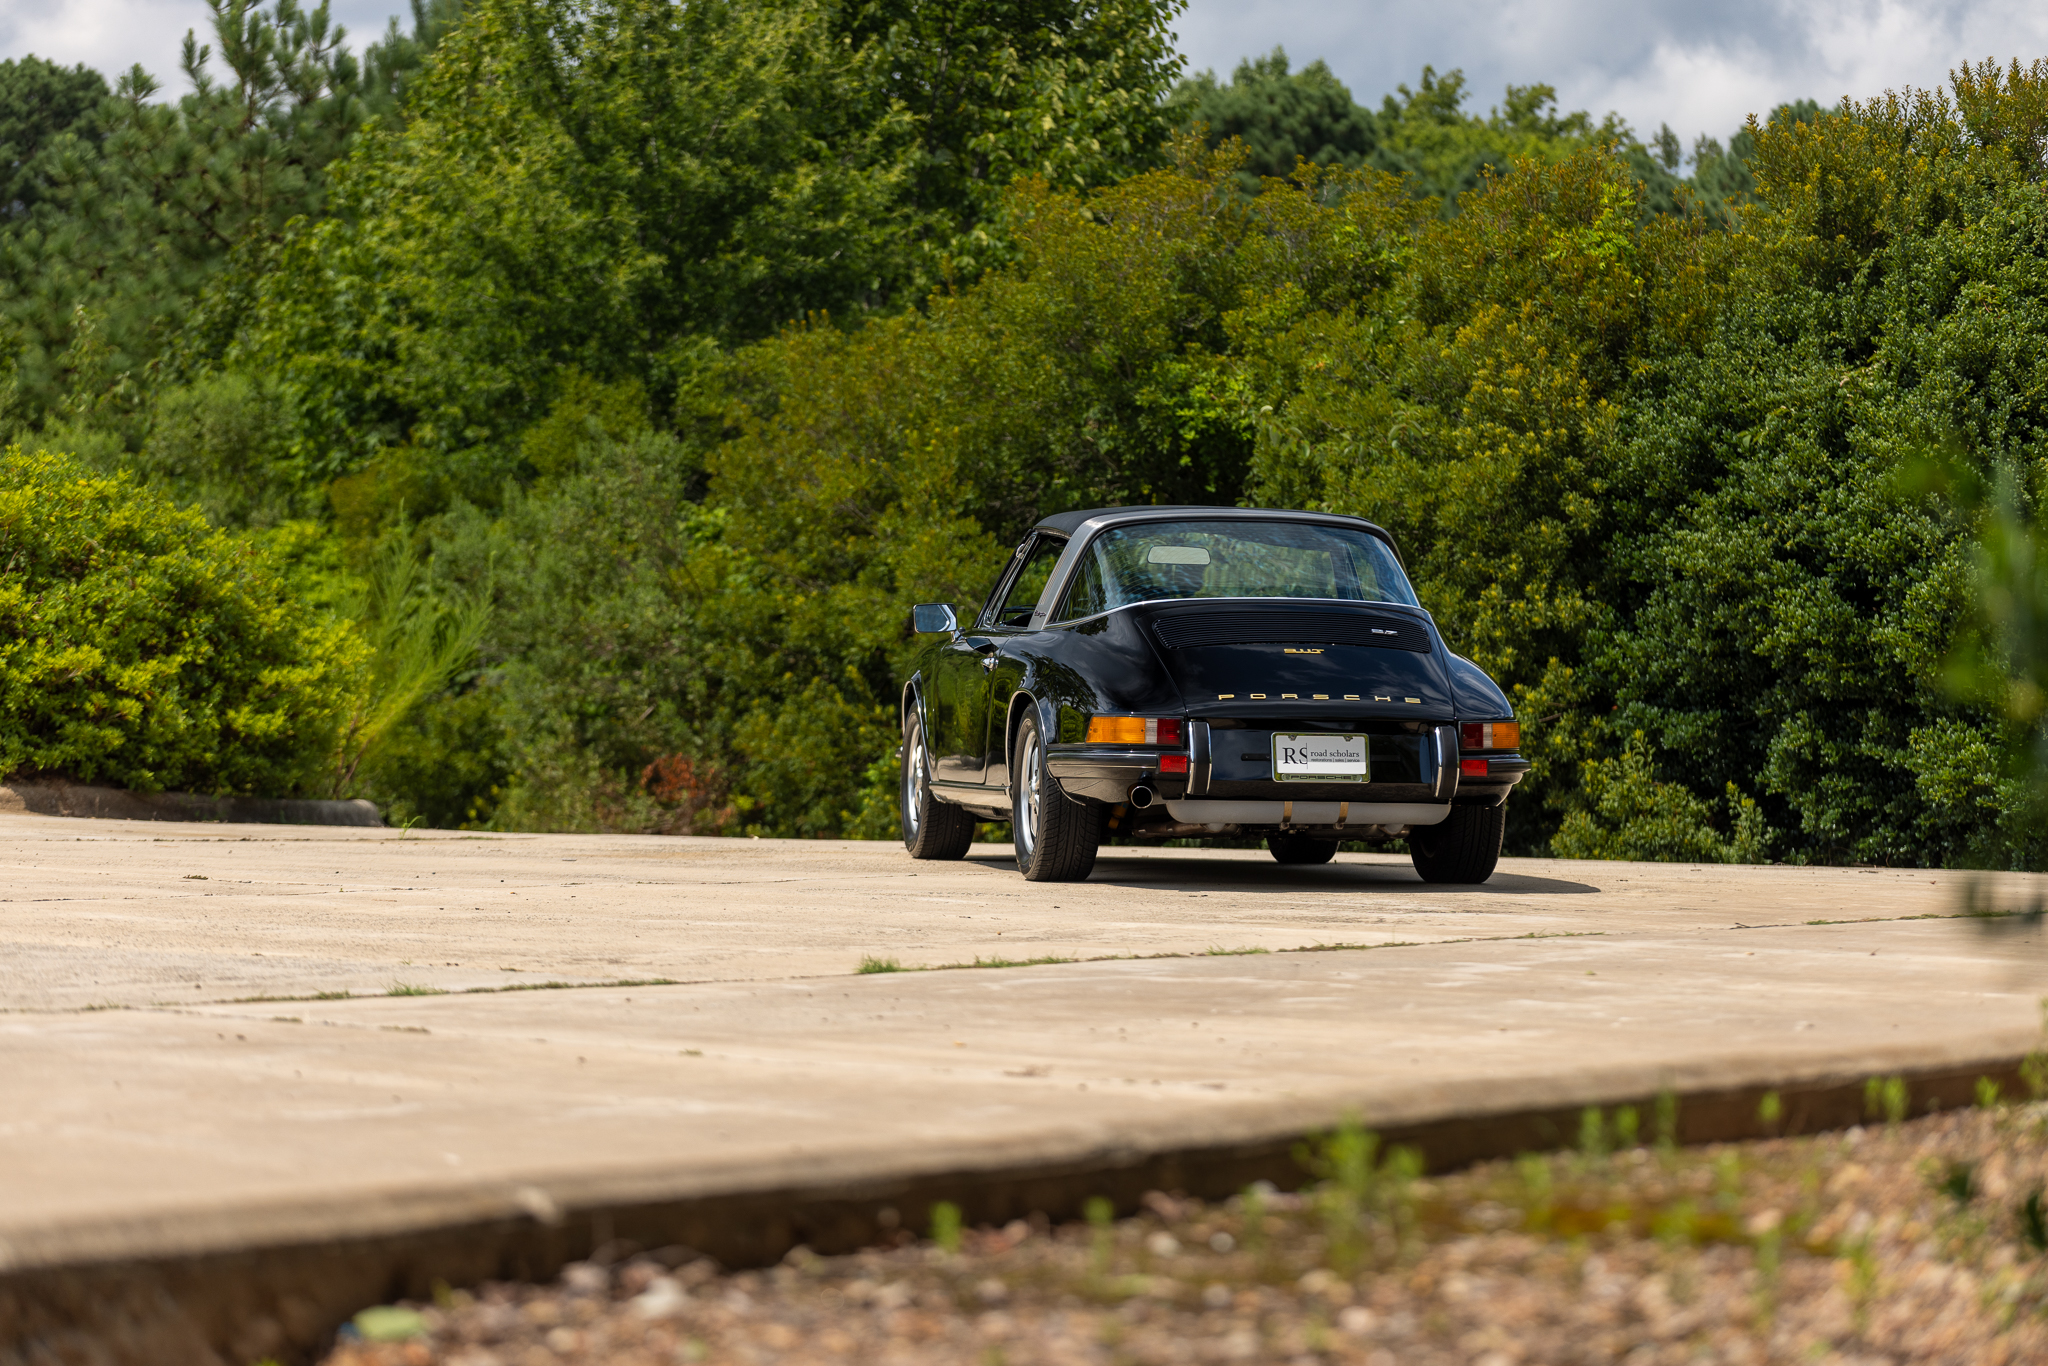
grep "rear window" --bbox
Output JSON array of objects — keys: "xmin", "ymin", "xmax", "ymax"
[{"xmin": 1058, "ymin": 519, "xmax": 1418, "ymax": 618}]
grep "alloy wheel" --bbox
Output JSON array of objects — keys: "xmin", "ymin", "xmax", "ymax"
[
  {"xmin": 902, "ymin": 724, "xmax": 927, "ymax": 841},
  {"xmin": 1015, "ymin": 727, "xmax": 1042, "ymax": 862}
]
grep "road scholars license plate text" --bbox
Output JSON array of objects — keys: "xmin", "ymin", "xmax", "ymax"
[{"xmin": 1272, "ymin": 733, "xmax": 1369, "ymax": 782}]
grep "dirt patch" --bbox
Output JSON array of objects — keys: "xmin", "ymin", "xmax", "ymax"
[{"xmin": 323, "ymin": 1103, "xmax": 2048, "ymax": 1365}]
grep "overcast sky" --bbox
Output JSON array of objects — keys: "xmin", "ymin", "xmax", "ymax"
[{"xmin": 7, "ymin": 0, "xmax": 2047, "ymax": 162}]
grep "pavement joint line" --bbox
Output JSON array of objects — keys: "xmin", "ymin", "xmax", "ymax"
[
  {"xmin": 11, "ymin": 934, "xmax": 1622, "ymax": 1015},
  {"xmin": 891, "ymin": 927, "xmax": 1611, "ymax": 974},
  {"xmin": 3, "ymin": 910, "xmax": 2007, "ymax": 1018}
]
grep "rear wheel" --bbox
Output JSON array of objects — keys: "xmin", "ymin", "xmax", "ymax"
[
  {"xmin": 901, "ymin": 711, "xmax": 975, "ymax": 860},
  {"xmin": 1012, "ymin": 712, "xmax": 1099, "ymax": 882},
  {"xmin": 1409, "ymin": 803, "xmax": 1505, "ymax": 884},
  {"xmin": 1267, "ymin": 832, "xmax": 1338, "ymax": 865}
]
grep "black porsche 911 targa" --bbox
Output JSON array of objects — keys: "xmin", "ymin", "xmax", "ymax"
[{"xmin": 898, "ymin": 506, "xmax": 1529, "ymax": 883}]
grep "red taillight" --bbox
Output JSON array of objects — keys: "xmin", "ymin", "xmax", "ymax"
[
  {"xmin": 1460, "ymin": 758, "xmax": 1488, "ymax": 777},
  {"xmin": 1160, "ymin": 754, "xmax": 1189, "ymax": 774},
  {"xmin": 1459, "ymin": 720, "xmax": 1521, "ymax": 750},
  {"xmin": 1085, "ymin": 716, "xmax": 1185, "ymax": 746}
]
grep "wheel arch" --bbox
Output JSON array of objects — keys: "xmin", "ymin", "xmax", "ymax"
[
  {"xmin": 1003, "ymin": 688, "xmax": 1053, "ymax": 781},
  {"xmin": 901, "ymin": 672, "xmax": 927, "ymax": 739}
]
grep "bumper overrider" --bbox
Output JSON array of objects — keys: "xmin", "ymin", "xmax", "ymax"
[{"xmin": 1046, "ymin": 718, "xmax": 1530, "ymax": 836}]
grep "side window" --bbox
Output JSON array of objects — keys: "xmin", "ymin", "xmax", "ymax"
[
  {"xmin": 1058, "ymin": 544, "xmax": 1109, "ymax": 620},
  {"xmin": 989, "ymin": 536, "xmax": 1064, "ymax": 627}
]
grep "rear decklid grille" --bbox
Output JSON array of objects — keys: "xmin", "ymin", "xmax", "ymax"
[{"xmin": 1150, "ymin": 608, "xmax": 1431, "ymax": 653}]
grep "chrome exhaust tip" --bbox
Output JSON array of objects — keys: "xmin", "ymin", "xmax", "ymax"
[{"xmin": 1128, "ymin": 784, "xmax": 1156, "ymax": 808}]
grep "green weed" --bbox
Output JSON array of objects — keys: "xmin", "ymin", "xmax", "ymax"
[
  {"xmin": 1654, "ymin": 1088, "xmax": 1679, "ymax": 1156},
  {"xmin": 1933, "ymin": 1160, "xmax": 1976, "ymax": 1205},
  {"xmin": 2019, "ymin": 1188, "xmax": 2048, "ymax": 1253},
  {"xmin": 930, "ymin": 1201, "xmax": 963, "ymax": 1254},
  {"xmin": 1085, "ymin": 1196, "xmax": 1115, "ymax": 1274},
  {"xmin": 1863, "ymin": 1074, "xmax": 1907, "ymax": 1125}
]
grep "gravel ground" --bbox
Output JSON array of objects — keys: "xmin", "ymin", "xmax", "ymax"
[{"xmin": 321, "ymin": 1101, "xmax": 2048, "ymax": 1365}]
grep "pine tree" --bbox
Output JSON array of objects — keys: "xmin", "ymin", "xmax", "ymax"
[
  {"xmin": 1166, "ymin": 48, "xmax": 1382, "ymax": 192},
  {"xmin": 0, "ymin": 0, "xmax": 417, "ymax": 438},
  {"xmin": 0, "ymin": 56, "xmax": 107, "ymax": 222}
]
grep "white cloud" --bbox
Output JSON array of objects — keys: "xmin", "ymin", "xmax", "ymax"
[
  {"xmin": 8, "ymin": 0, "xmax": 2048, "ymax": 154},
  {"xmin": 0, "ymin": 0, "xmax": 406, "ymax": 90},
  {"xmin": 1174, "ymin": 0, "xmax": 2048, "ymax": 150}
]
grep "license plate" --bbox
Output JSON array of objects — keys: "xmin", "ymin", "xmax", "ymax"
[{"xmin": 1272, "ymin": 733, "xmax": 1370, "ymax": 782}]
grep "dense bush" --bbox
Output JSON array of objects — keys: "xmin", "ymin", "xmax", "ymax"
[{"xmin": 0, "ymin": 447, "xmax": 366, "ymax": 795}]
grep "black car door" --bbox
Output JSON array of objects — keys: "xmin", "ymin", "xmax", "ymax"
[
  {"xmin": 927, "ymin": 540, "xmax": 1033, "ymax": 786},
  {"xmin": 977, "ymin": 533, "xmax": 1066, "ymax": 785}
]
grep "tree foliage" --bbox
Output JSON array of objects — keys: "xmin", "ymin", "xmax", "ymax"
[
  {"xmin": 0, "ymin": 56, "xmax": 106, "ymax": 223},
  {"xmin": 0, "ymin": 0, "xmax": 371, "ymax": 436},
  {"xmin": 1573, "ymin": 63, "xmax": 2048, "ymax": 867},
  {"xmin": 1245, "ymin": 146, "xmax": 1734, "ymax": 850},
  {"xmin": 229, "ymin": 0, "xmax": 1188, "ymax": 507}
]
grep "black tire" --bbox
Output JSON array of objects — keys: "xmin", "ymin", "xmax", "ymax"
[
  {"xmin": 1409, "ymin": 803, "xmax": 1506, "ymax": 884},
  {"xmin": 901, "ymin": 711, "xmax": 975, "ymax": 860},
  {"xmin": 1011, "ymin": 711, "xmax": 1099, "ymax": 882},
  {"xmin": 1267, "ymin": 832, "xmax": 1338, "ymax": 865}
]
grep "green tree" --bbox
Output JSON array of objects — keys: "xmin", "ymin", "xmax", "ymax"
[
  {"xmin": 1576, "ymin": 65, "xmax": 2048, "ymax": 867},
  {"xmin": 359, "ymin": 0, "xmax": 466, "ymax": 122},
  {"xmin": 409, "ymin": 426, "xmax": 724, "ymax": 833},
  {"xmin": 0, "ymin": 0, "xmax": 370, "ymax": 438},
  {"xmin": 233, "ymin": 0, "xmax": 1186, "ymax": 512},
  {"xmin": 0, "ymin": 56, "xmax": 107, "ymax": 223},
  {"xmin": 1175, "ymin": 58, "xmax": 1633, "ymax": 211},
  {"xmin": 1680, "ymin": 99, "xmax": 1830, "ymax": 222},
  {"xmin": 1168, "ymin": 48, "xmax": 1383, "ymax": 191},
  {"xmin": 840, "ymin": 0, "xmax": 1186, "ymax": 273},
  {"xmin": 1245, "ymin": 146, "xmax": 1734, "ymax": 851}
]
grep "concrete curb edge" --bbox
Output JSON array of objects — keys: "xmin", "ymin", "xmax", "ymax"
[
  {"xmin": 0, "ymin": 780, "xmax": 381, "ymax": 828},
  {"xmin": 0, "ymin": 1051, "xmax": 2028, "ymax": 1366}
]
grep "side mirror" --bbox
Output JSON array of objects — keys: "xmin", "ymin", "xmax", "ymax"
[{"xmin": 912, "ymin": 603, "xmax": 958, "ymax": 635}]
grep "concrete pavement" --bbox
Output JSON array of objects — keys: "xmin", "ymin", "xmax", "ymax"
[
  {"xmin": 3, "ymin": 812, "xmax": 2045, "ymax": 1365},
  {"xmin": 0, "ymin": 813, "xmax": 1989, "ymax": 1009}
]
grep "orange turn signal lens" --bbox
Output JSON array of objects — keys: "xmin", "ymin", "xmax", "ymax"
[
  {"xmin": 1459, "ymin": 720, "xmax": 1520, "ymax": 750},
  {"xmin": 1085, "ymin": 717, "xmax": 1184, "ymax": 745}
]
